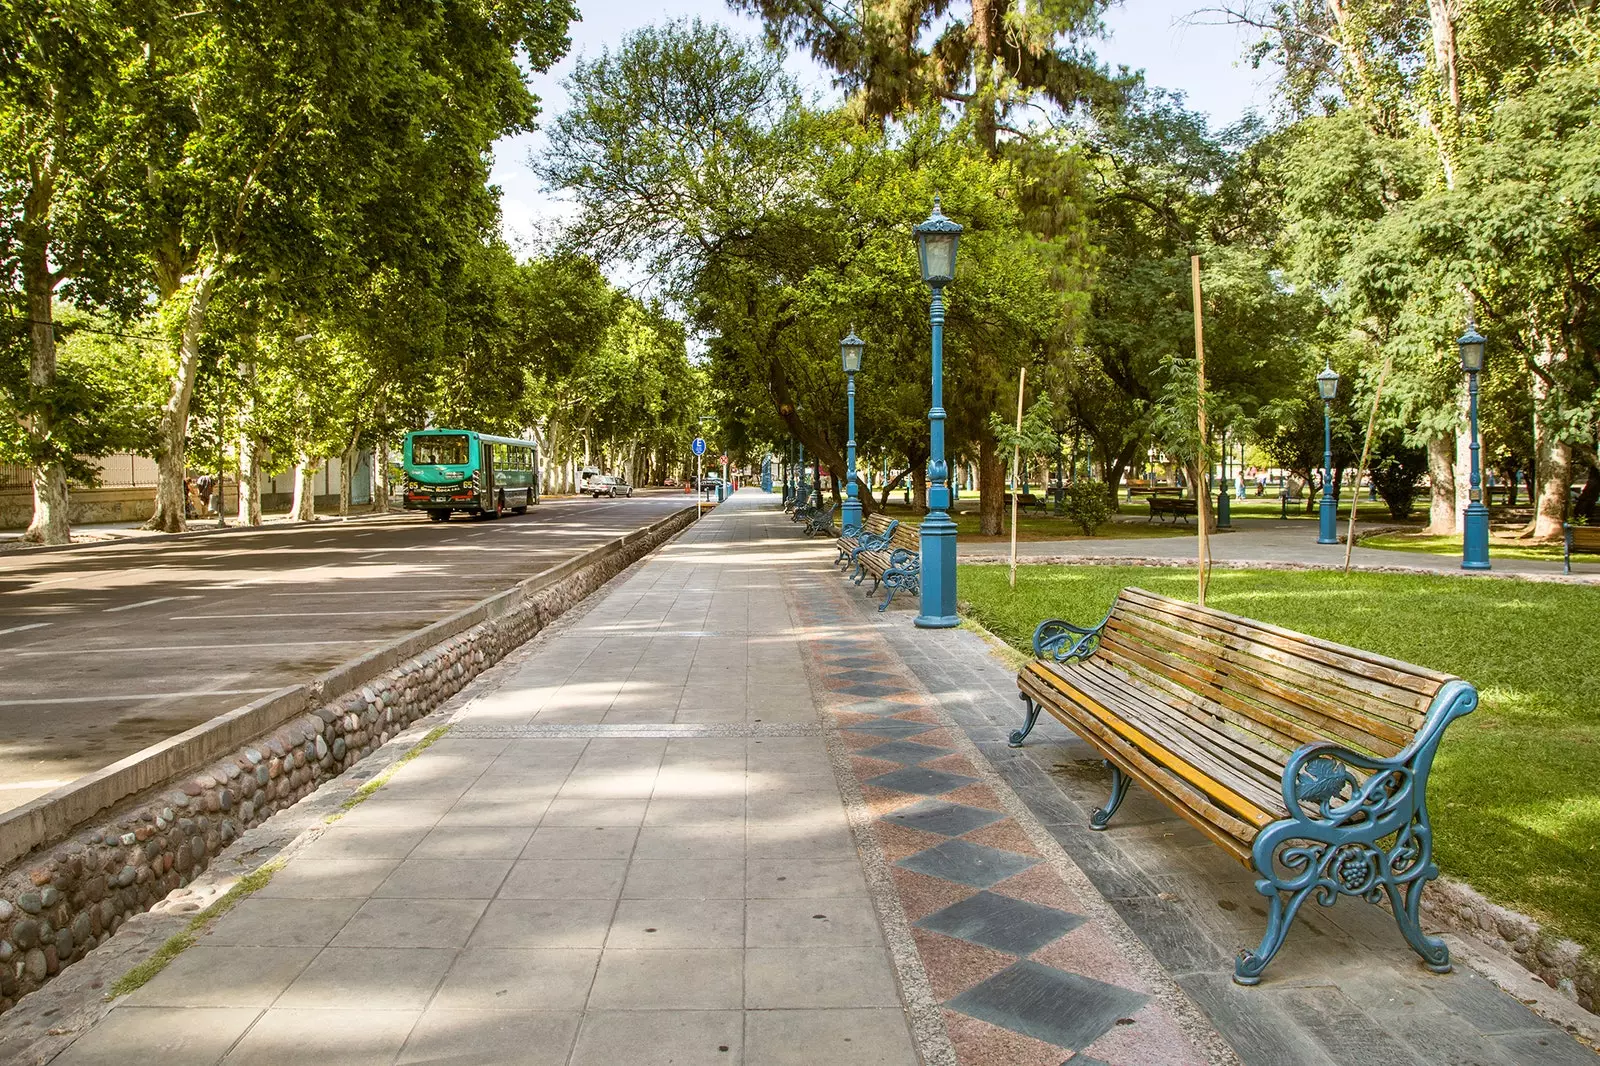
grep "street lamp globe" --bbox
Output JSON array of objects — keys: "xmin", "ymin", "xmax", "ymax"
[
  {"xmin": 914, "ymin": 196, "xmax": 962, "ymax": 286},
  {"xmin": 1458, "ymin": 326, "xmax": 1487, "ymax": 373},
  {"xmin": 840, "ymin": 328, "xmax": 865, "ymax": 373},
  {"xmin": 1316, "ymin": 363, "xmax": 1340, "ymax": 402}
]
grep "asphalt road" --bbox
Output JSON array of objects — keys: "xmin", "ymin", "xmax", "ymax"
[{"xmin": 0, "ymin": 493, "xmax": 695, "ymax": 812}]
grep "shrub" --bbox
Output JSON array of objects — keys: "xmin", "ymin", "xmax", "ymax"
[
  {"xmin": 1062, "ymin": 480, "xmax": 1115, "ymax": 535},
  {"xmin": 1369, "ymin": 433, "xmax": 1427, "ymax": 520}
]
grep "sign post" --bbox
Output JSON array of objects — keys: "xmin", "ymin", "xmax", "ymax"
[{"xmin": 692, "ymin": 436, "xmax": 707, "ymax": 517}]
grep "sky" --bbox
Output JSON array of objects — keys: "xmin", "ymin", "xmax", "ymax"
[{"xmin": 489, "ymin": 0, "xmax": 1278, "ymax": 248}]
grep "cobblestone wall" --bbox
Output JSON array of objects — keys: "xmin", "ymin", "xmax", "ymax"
[
  {"xmin": 0, "ymin": 507, "xmax": 694, "ymax": 1014},
  {"xmin": 1424, "ymin": 877, "xmax": 1596, "ymax": 1014}
]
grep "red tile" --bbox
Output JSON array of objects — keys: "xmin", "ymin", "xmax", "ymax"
[
  {"xmin": 940, "ymin": 1007, "xmax": 1067, "ymax": 1066},
  {"xmin": 988, "ymin": 864, "xmax": 1085, "ymax": 912},
  {"xmin": 922, "ymin": 753, "xmax": 979, "ymax": 777},
  {"xmin": 850, "ymin": 754, "xmax": 905, "ymax": 779},
  {"xmin": 1077, "ymin": 1001, "xmax": 1209, "ymax": 1066},
  {"xmin": 874, "ymin": 819, "xmax": 951, "ymax": 861},
  {"xmin": 960, "ymin": 819, "xmax": 1041, "ymax": 857},
  {"xmin": 860, "ymin": 784, "xmax": 921, "ymax": 817},
  {"xmin": 911, "ymin": 929, "xmax": 1017, "ymax": 1001},
  {"xmin": 1030, "ymin": 923, "xmax": 1157, "ymax": 994},
  {"xmin": 942, "ymin": 783, "xmax": 1005, "ymax": 811},
  {"xmin": 891, "ymin": 867, "xmax": 978, "ymax": 922}
]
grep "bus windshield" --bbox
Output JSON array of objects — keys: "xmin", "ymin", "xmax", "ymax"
[{"xmin": 411, "ymin": 434, "xmax": 470, "ymax": 466}]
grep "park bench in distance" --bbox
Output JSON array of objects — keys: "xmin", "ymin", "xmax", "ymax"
[
  {"xmin": 852, "ymin": 523, "xmax": 921, "ymax": 610},
  {"xmin": 1009, "ymin": 586, "xmax": 1478, "ymax": 985},
  {"xmin": 1565, "ymin": 523, "xmax": 1600, "ymax": 574},
  {"xmin": 1126, "ymin": 479, "xmax": 1181, "ymax": 499},
  {"xmin": 836, "ymin": 512, "xmax": 896, "ymax": 570},
  {"xmin": 1002, "ymin": 491, "xmax": 1049, "ymax": 515},
  {"xmin": 1147, "ymin": 496, "xmax": 1199, "ymax": 524}
]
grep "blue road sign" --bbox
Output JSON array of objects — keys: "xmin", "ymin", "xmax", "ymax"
[{"xmin": 692, "ymin": 437, "xmax": 707, "ymax": 456}]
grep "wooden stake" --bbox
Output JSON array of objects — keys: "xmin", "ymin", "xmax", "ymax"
[
  {"xmin": 1191, "ymin": 256, "xmax": 1212, "ymax": 606},
  {"xmin": 1344, "ymin": 357, "xmax": 1392, "ymax": 574},
  {"xmin": 1009, "ymin": 366, "xmax": 1026, "ymax": 589}
]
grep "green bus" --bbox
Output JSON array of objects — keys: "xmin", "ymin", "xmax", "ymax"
[{"xmin": 401, "ymin": 429, "xmax": 539, "ymax": 521}]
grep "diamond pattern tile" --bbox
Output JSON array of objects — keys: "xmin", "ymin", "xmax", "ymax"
[
  {"xmin": 842, "ymin": 719, "xmax": 939, "ymax": 739},
  {"xmin": 837, "ymin": 680, "xmax": 897, "ymax": 697},
  {"xmin": 947, "ymin": 961, "xmax": 1148, "ymax": 1051},
  {"xmin": 896, "ymin": 839, "xmax": 1038, "ymax": 888},
  {"xmin": 867, "ymin": 767, "xmax": 978, "ymax": 797},
  {"xmin": 881, "ymin": 800, "xmax": 1005, "ymax": 838},
  {"xmin": 837, "ymin": 668, "xmax": 900, "ymax": 684},
  {"xmin": 840, "ymin": 699, "xmax": 916, "ymax": 718},
  {"xmin": 915, "ymin": 890, "xmax": 1086, "ymax": 955},
  {"xmin": 857, "ymin": 740, "xmax": 950, "ymax": 765}
]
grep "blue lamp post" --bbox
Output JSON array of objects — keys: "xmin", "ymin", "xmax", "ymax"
[
  {"xmin": 1459, "ymin": 325, "xmax": 1491, "ymax": 570},
  {"xmin": 913, "ymin": 197, "xmax": 962, "ymax": 629},
  {"xmin": 840, "ymin": 328, "xmax": 866, "ymax": 535},
  {"xmin": 1316, "ymin": 362, "xmax": 1340, "ymax": 545}
]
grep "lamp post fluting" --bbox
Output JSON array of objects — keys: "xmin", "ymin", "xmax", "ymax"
[
  {"xmin": 913, "ymin": 197, "xmax": 962, "ymax": 629},
  {"xmin": 1459, "ymin": 325, "xmax": 1490, "ymax": 570},
  {"xmin": 1316, "ymin": 362, "xmax": 1340, "ymax": 545},
  {"xmin": 840, "ymin": 329, "xmax": 866, "ymax": 535}
]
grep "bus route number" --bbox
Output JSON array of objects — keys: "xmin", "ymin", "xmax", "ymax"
[{"xmin": 692, "ymin": 437, "xmax": 707, "ymax": 456}]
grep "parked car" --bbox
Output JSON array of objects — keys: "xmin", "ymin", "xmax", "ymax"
[{"xmin": 589, "ymin": 474, "xmax": 633, "ymax": 498}]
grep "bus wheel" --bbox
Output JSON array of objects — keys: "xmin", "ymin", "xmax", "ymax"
[
  {"xmin": 491, "ymin": 492, "xmax": 504, "ymax": 519},
  {"xmin": 429, "ymin": 510, "xmax": 449, "ymax": 522}
]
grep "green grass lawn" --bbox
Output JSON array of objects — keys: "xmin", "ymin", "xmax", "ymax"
[
  {"xmin": 872, "ymin": 502, "xmax": 1188, "ymax": 543},
  {"xmin": 959, "ymin": 562, "xmax": 1600, "ymax": 957},
  {"xmin": 1362, "ymin": 531, "xmax": 1569, "ymax": 563}
]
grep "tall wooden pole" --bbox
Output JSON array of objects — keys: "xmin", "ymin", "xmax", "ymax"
[
  {"xmin": 1009, "ymin": 366, "xmax": 1026, "ymax": 589},
  {"xmin": 1344, "ymin": 357, "xmax": 1392, "ymax": 574},
  {"xmin": 1191, "ymin": 256, "xmax": 1212, "ymax": 606}
]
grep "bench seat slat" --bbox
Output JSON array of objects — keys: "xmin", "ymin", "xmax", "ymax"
[
  {"xmin": 1064, "ymin": 663, "xmax": 1289, "ymax": 815},
  {"xmin": 1021, "ymin": 664, "xmax": 1277, "ymax": 833}
]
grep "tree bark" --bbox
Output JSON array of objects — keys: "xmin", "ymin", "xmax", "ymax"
[
  {"xmin": 237, "ymin": 432, "xmax": 262, "ymax": 525},
  {"xmin": 338, "ymin": 430, "xmax": 360, "ymax": 516},
  {"xmin": 978, "ymin": 435, "xmax": 1004, "ymax": 535},
  {"xmin": 1425, "ymin": 435, "xmax": 1457, "ymax": 534},
  {"xmin": 292, "ymin": 458, "xmax": 317, "ymax": 522},
  {"xmin": 912, "ymin": 464, "xmax": 928, "ymax": 512},
  {"xmin": 1531, "ymin": 334, "xmax": 1571, "ymax": 541},
  {"xmin": 1454, "ymin": 390, "xmax": 1472, "ymax": 532},
  {"xmin": 146, "ymin": 264, "xmax": 220, "ymax": 532},
  {"xmin": 19, "ymin": 148, "xmax": 70, "ymax": 545}
]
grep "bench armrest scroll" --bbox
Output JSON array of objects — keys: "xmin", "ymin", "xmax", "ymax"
[{"xmin": 1031, "ymin": 614, "xmax": 1109, "ymax": 661}]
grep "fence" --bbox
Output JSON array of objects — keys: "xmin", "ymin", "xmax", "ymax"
[{"xmin": 0, "ymin": 453, "xmax": 160, "ymax": 490}]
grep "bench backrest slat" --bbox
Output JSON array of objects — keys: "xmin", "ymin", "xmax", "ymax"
[
  {"xmin": 1099, "ymin": 588, "xmax": 1452, "ymax": 760},
  {"xmin": 1570, "ymin": 525, "xmax": 1600, "ymax": 550},
  {"xmin": 889, "ymin": 525, "xmax": 920, "ymax": 553},
  {"xmin": 861, "ymin": 513, "xmax": 893, "ymax": 536}
]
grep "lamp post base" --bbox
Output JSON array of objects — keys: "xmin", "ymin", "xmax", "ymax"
[
  {"xmin": 1318, "ymin": 498, "xmax": 1339, "ymax": 545},
  {"xmin": 915, "ymin": 512, "xmax": 960, "ymax": 629},
  {"xmin": 841, "ymin": 498, "xmax": 863, "ymax": 537},
  {"xmin": 1462, "ymin": 503, "xmax": 1491, "ymax": 570}
]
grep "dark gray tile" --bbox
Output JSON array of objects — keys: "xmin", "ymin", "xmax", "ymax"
[
  {"xmin": 866, "ymin": 767, "xmax": 977, "ymax": 797},
  {"xmin": 1108, "ymin": 895, "xmax": 1232, "ymax": 974},
  {"xmin": 881, "ymin": 800, "xmax": 1005, "ymax": 838},
  {"xmin": 1276, "ymin": 986, "xmax": 1426, "ymax": 1066},
  {"xmin": 857, "ymin": 740, "xmax": 951, "ymax": 765},
  {"xmin": 842, "ymin": 719, "xmax": 937, "ymax": 739},
  {"xmin": 841, "ymin": 699, "xmax": 916, "ymax": 717},
  {"xmin": 1492, "ymin": 1031, "xmax": 1600, "ymax": 1066},
  {"xmin": 837, "ymin": 681, "xmax": 898, "ymax": 697},
  {"xmin": 1043, "ymin": 824, "xmax": 1161, "ymax": 901},
  {"xmin": 915, "ymin": 890, "xmax": 1086, "ymax": 955},
  {"xmin": 947, "ymin": 960, "xmax": 1148, "ymax": 1051},
  {"xmin": 1427, "ymin": 973, "xmax": 1555, "ymax": 1035},
  {"xmin": 1175, "ymin": 972, "xmax": 1339, "ymax": 1066},
  {"xmin": 837, "ymin": 668, "xmax": 899, "ymax": 683},
  {"xmin": 896, "ymin": 839, "xmax": 1038, "ymax": 889}
]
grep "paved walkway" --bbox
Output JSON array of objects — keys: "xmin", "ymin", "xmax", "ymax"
[
  {"xmin": 963, "ymin": 515, "xmax": 1597, "ymax": 580},
  {"xmin": 35, "ymin": 491, "xmax": 1596, "ymax": 1065}
]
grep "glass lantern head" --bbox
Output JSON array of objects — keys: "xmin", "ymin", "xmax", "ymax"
[
  {"xmin": 1316, "ymin": 362, "xmax": 1340, "ymax": 401},
  {"xmin": 1458, "ymin": 326, "xmax": 1487, "ymax": 373},
  {"xmin": 914, "ymin": 195, "xmax": 962, "ymax": 286},
  {"xmin": 840, "ymin": 327, "xmax": 865, "ymax": 374}
]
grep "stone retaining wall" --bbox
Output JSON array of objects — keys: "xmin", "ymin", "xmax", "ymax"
[{"xmin": 0, "ymin": 505, "xmax": 696, "ymax": 1014}]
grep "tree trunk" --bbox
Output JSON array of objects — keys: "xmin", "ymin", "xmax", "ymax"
[
  {"xmin": 1571, "ymin": 462, "xmax": 1599, "ymax": 522},
  {"xmin": 146, "ymin": 265, "xmax": 221, "ymax": 532},
  {"xmin": 978, "ymin": 435, "xmax": 1004, "ymax": 535},
  {"xmin": 912, "ymin": 464, "xmax": 927, "ymax": 513},
  {"xmin": 19, "ymin": 170, "xmax": 70, "ymax": 545},
  {"xmin": 1425, "ymin": 435, "xmax": 1457, "ymax": 534},
  {"xmin": 1531, "ymin": 334, "xmax": 1571, "ymax": 541},
  {"xmin": 1454, "ymin": 392, "xmax": 1473, "ymax": 532},
  {"xmin": 292, "ymin": 458, "xmax": 317, "ymax": 522},
  {"xmin": 237, "ymin": 432, "xmax": 262, "ymax": 525},
  {"xmin": 338, "ymin": 430, "xmax": 360, "ymax": 516}
]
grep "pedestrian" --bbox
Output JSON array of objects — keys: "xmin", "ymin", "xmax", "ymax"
[
  {"xmin": 195, "ymin": 473, "xmax": 215, "ymax": 516},
  {"xmin": 184, "ymin": 477, "xmax": 199, "ymax": 519}
]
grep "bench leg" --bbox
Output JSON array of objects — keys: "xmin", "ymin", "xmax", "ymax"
[
  {"xmin": 1386, "ymin": 878, "xmax": 1452, "ymax": 975},
  {"xmin": 879, "ymin": 583, "xmax": 896, "ymax": 611},
  {"xmin": 1089, "ymin": 762, "xmax": 1130, "ymax": 830},
  {"xmin": 1235, "ymin": 883, "xmax": 1316, "ymax": 985},
  {"xmin": 1008, "ymin": 694, "xmax": 1042, "ymax": 747}
]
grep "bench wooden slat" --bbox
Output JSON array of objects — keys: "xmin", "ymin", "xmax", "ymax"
[
  {"xmin": 1100, "ymin": 614, "xmax": 1419, "ymax": 754},
  {"xmin": 1119, "ymin": 588, "xmax": 1449, "ymax": 698}
]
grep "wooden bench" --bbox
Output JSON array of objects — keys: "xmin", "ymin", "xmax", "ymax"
[
  {"xmin": 1565, "ymin": 523, "xmax": 1600, "ymax": 574},
  {"xmin": 852, "ymin": 524, "xmax": 921, "ymax": 610},
  {"xmin": 836, "ymin": 513, "xmax": 895, "ymax": 570},
  {"xmin": 1127, "ymin": 481, "xmax": 1180, "ymax": 499},
  {"xmin": 1009, "ymin": 587, "xmax": 1478, "ymax": 985},
  {"xmin": 1147, "ymin": 496, "xmax": 1198, "ymax": 524},
  {"xmin": 1002, "ymin": 491, "xmax": 1049, "ymax": 515},
  {"xmin": 802, "ymin": 503, "xmax": 836, "ymax": 538}
]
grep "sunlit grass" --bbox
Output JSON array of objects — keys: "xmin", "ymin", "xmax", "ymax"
[
  {"xmin": 959, "ymin": 562, "xmax": 1600, "ymax": 956},
  {"xmin": 1363, "ymin": 531, "xmax": 1570, "ymax": 563}
]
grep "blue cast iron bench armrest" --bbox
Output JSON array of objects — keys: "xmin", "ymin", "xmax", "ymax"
[
  {"xmin": 1008, "ymin": 586, "xmax": 1477, "ymax": 986},
  {"xmin": 853, "ymin": 525, "xmax": 921, "ymax": 603},
  {"xmin": 836, "ymin": 514, "xmax": 895, "ymax": 568}
]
